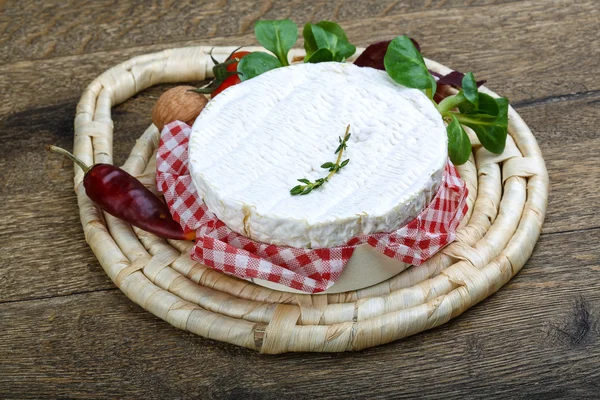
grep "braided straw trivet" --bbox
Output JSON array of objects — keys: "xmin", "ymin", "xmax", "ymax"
[{"xmin": 72, "ymin": 46, "xmax": 549, "ymax": 353}]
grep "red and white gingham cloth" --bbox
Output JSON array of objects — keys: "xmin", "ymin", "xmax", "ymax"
[{"xmin": 157, "ymin": 121, "xmax": 468, "ymax": 293}]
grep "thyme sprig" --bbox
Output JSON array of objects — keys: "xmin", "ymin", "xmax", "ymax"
[{"xmin": 290, "ymin": 125, "xmax": 351, "ymax": 196}]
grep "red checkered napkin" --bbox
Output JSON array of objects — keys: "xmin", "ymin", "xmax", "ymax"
[{"xmin": 157, "ymin": 121, "xmax": 468, "ymax": 293}]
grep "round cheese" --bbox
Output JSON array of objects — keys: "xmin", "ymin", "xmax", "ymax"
[{"xmin": 189, "ymin": 62, "xmax": 447, "ymax": 248}]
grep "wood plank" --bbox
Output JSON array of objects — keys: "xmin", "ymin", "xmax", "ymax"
[
  {"xmin": 0, "ymin": 84, "xmax": 597, "ymax": 303},
  {"xmin": 1, "ymin": 0, "xmax": 599, "ymax": 118},
  {"xmin": 0, "ymin": 89, "xmax": 172, "ymax": 303},
  {"xmin": 0, "ymin": 0, "xmax": 524, "ymax": 65},
  {"xmin": 0, "ymin": 228, "xmax": 598, "ymax": 398},
  {"xmin": 0, "ymin": 193, "xmax": 115, "ymax": 303},
  {"xmin": 516, "ymin": 92, "xmax": 600, "ymax": 234},
  {"xmin": 1, "ymin": 0, "xmax": 597, "ymax": 397}
]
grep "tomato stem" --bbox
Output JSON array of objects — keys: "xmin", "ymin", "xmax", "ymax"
[{"xmin": 190, "ymin": 57, "xmax": 241, "ymax": 95}]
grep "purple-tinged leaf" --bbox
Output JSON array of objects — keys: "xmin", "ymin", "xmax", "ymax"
[
  {"xmin": 354, "ymin": 38, "xmax": 421, "ymax": 70},
  {"xmin": 436, "ymin": 70, "xmax": 486, "ymax": 88},
  {"xmin": 433, "ymin": 70, "xmax": 486, "ymax": 101},
  {"xmin": 410, "ymin": 38, "xmax": 421, "ymax": 52}
]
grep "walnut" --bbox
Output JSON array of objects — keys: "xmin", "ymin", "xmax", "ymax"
[{"xmin": 151, "ymin": 86, "xmax": 208, "ymax": 131}]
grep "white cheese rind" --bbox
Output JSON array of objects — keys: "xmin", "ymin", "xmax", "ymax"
[{"xmin": 189, "ymin": 62, "xmax": 447, "ymax": 248}]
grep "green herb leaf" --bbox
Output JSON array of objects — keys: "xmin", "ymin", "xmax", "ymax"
[
  {"xmin": 446, "ymin": 114, "xmax": 472, "ymax": 165},
  {"xmin": 303, "ymin": 21, "xmax": 356, "ymax": 62},
  {"xmin": 255, "ymin": 19, "xmax": 298, "ymax": 66},
  {"xmin": 384, "ymin": 35, "xmax": 436, "ymax": 98},
  {"xmin": 375, "ymin": 33, "xmax": 509, "ymax": 157},
  {"xmin": 237, "ymin": 52, "xmax": 282, "ymax": 81},
  {"xmin": 455, "ymin": 97, "xmax": 509, "ymax": 154},
  {"xmin": 311, "ymin": 24, "xmax": 355, "ymax": 61},
  {"xmin": 459, "ymin": 92, "xmax": 499, "ymax": 116},
  {"xmin": 290, "ymin": 185, "xmax": 304, "ymax": 195},
  {"xmin": 314, "ymin": 21, "xmax": 351, "ymax": 43},
  {"xmin": 290, "ymin": 125, "xmax": 352, "ymax": 196},
  {"xmin": 440, "ymin": 90, "xmax": 500, "ymax": 117},
  {"xmin": 462, "ymin": 72, "xmax": 479, "ymax": 107},
  {"xmin": 436, "ymin": 91, "xmax": 465, "ymax": 114},
  {"xmin": 302, "ymin": 23, "xmax": 318, "ymax": 59},
  {"xmin": 305, "ymin": 47, "xmax": 334, "ymax": 63}
]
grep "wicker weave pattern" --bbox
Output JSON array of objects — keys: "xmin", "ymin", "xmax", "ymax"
[{"xmin": 73, "ymin": 46, "xmax": 549, "ymax": 353}]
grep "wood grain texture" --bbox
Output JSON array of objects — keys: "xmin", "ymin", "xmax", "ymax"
[
  {"xmin": 1, "ymin": 0, "xmax": 599, "ymax": 118},
  {"xmin": 0, "ymin": 0, "xmax": 599, "ymax": 397},
  {"xmin": 0, "ymin": 229, "xmax": 598, "ymax": 399},
  {"xmin": 0, "ymin": 0, "xmax": 523, "ymax": 64},
  {"xmin": 515, "ymin": 92, "xmax": 600, "ymax": 234}
]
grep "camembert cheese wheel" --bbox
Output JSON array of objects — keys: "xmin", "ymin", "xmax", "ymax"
[{"xmin": 189, "ymin": 62, "xmax": 447, "ymax": 248}]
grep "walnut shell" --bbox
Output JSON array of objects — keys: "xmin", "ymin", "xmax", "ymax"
[{"xmin": 151, "ymin": 86, "xmax": 208, "ymax": 131}]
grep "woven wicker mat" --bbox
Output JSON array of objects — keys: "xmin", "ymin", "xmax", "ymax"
[{"xmin": 72, "ymin": 46, "xmax": 549, "ymax": 354}]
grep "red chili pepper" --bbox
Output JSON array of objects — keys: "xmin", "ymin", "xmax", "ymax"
[{"xmin": 48, "ymin": 146, "xmax": 195, "ymax": 241}]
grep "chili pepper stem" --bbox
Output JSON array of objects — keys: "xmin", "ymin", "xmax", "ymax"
[{"xmin": 46, "ymin": 145, "xmax": 91, "ymax": 174}]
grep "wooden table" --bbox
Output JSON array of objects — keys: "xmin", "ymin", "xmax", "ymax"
[{"xmin": 1, "ymin": 1, "xmax": 599, "ymax": 398}]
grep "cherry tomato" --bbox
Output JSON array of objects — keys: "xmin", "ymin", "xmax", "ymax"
[
  {"xmin": 226, "ymin": 51, "xmax": 251, "ymax": 72},
  {"xmin": 212, "ymin": 51, "xmax": 251, "ymax": 98},
  {"xmin": 212, "ymin": 74, "xmax": 241, "ymax": 97}
]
